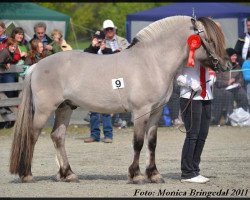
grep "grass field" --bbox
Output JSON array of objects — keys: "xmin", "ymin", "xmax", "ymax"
[{"xmin": 68, "ymin": 40, "xmax": 90, "ymax": 50}]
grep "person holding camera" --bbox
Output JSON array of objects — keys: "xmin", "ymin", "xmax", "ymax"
[
  {"xmin": 84, "ymin": 30, "xmax": 112, "ymax": 55},
  {"xmin": 83, "ymin": 30, "xmax": 113, "ymax": 143}
]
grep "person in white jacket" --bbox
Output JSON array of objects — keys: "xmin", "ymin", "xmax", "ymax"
[{"xmin": 176, "ymin": 62, "xmax": 216, "ymax": 184}]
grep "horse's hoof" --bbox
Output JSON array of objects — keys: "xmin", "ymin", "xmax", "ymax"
[
  {"xmin": 21, "ymin": 175, "xmax": 34, "ymax": 183},
  {"xmin": 55, "ymin": 172, "xmax": 62, "ymax": 181},
  {"xmin": 149, "ymin": 174, "xmax": 165, "ymax": 183},
  {"xmin": 65, "ymin": 174, "xmax": 79, "ymax": 182},
  {"xmin": 128, "ymin": 175, "xmax": 147, "ymax": 184}
]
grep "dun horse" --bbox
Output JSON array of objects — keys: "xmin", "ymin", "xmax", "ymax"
[{"xmin": 10, "ymin": 16, "xmax": 228, "ymax": 184}]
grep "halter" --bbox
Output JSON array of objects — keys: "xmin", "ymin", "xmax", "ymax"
[{"xmin": 190, "ymin": 18, "xmax": 225, "ymax": 72}]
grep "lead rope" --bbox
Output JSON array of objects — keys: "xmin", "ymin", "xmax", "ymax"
[{"xmin": 177, "ymin": 90, "xmax": 197, "ymax": 133}]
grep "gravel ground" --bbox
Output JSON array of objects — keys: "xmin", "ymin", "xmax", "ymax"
[{"xmin": 0, "ymin": 125, "xmax": 249, "ymax": 198}]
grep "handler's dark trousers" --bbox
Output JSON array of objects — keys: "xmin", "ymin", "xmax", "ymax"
[{"xmin": 180, "ymin": 98, "xmax": 211, "ymax": 179}]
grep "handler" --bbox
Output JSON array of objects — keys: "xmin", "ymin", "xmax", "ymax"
[{"xmin": 176, "ymin": 61, "xmax": 215, "ymax": 183}]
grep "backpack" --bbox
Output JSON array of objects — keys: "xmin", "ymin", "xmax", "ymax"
[{"xmin": 242, "ymin": 60, "xmax": 250, "ymax": 81}]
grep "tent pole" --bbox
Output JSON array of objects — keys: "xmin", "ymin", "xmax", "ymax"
[{"xmin": 70, "ymin": 18, "xmax": 78, "ymax": 49}]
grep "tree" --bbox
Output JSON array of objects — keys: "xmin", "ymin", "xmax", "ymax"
[{"xmin": 40, "ymin": 2, "xmax": 167, "ymax": 43}]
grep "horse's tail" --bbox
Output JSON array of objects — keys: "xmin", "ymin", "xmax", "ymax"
[{"xmin": 9, "ymin": 70, "xmax": 35, "ymax": 176}]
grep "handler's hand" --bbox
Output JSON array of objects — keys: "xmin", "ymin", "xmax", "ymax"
[{"xmin": 190, "ymin": 80, "xmax": 202, "ymax": 92}]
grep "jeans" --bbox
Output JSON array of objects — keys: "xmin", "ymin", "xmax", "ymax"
[
  {"xmin": 90, "ymin": 112, "xmax": 113, "ymax": 141},
  {"xmin": 180, "ymin": 98, "xmax": 211, "ymax": 179},
  {"xmin": 0, "ymin": 73, "xmax": 17, "ymax": 98}
]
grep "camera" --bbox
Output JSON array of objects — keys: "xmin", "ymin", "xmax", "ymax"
[{"xmin": 98, "ymin": 39, "xmax": 102, "ymax": 43}]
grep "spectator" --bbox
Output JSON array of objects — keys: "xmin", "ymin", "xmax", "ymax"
[
  {"xmin": 235, "ymin": 17, "xmax": 250, "ymax": 111},
  {"xmin": 10, "ymin": 27, "xmax": 29, "ymax": 64},
  {"xmin": 83, "ymin": 30, "xmax": 113, "ymax": 143},
  {"xmin": 211, "ymin": 48, "xmax": 248, "ymax": 126},
  {"xmin": 25, "ymin": 39, "xmax": 47, "ymax": 65},
  {"xmin": 0, "ymin": 38, "xmax": 17, "ymax": 96},
  {"xmin": 176, "ymin": 61, "xmax": 214, "ymax": 183},
  {"xmin": 0, "ymin": 21, "xmax": 8, "ymax": 51},
  {"xmin": 102, "ymin": 19, "xmax": 131, "ymax": 127},
  {"xmin": 50, "ymin": 29, "xmax": 72, "ymax": 51},
  {"xmin": 30, "ymin": 22, "xmax": 61, "ymax": 56},
  {"xmin": 0, "ymin": 38, "xmax": 18, "ymax": 128},
  {"xmin": 103, "ymin": 19, "xmax": 130, "ymax": 53},
  {"xmin": 235, "ymin": 17, "xmax": 250, "ymax": 63}
]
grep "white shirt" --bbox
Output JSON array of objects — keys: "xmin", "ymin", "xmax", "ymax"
[
  {"xmin": 177, "ymin": 63, "xmax": 213, "ymax": 100},
  {"xmin": 105, "ymin": 36, "xmax": 119, "ymax": 51}
]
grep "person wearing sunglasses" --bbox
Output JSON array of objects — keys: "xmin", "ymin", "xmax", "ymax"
[
  {"xmin": 102, "ymin": 19, "xmax": 130, "ymax": 53},
  {"xmin": 102, "ymin": 19, "xmax": 131, "ymax": 128}
]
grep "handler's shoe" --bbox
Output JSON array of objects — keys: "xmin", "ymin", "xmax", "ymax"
[
  {"xmin": 197, "ymin": 175, "xmax": 210, "ymax": 182},
  {"xmin": 181, "ymin": 175, "xmax": 209, "ymax": 183},
  {"xmin": 83, "ymin": 137, "xmax": 98, "ymax": 143}
]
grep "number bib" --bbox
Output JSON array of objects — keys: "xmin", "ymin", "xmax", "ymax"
[{"xmin": 112, "ymin": 78, "xmax": 125, "ymax": 89}]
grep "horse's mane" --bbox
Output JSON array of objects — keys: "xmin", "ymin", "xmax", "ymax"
[
  {"xmin": 135, "ymin": 15, "xmax": 187, "ymax": 42},
  {"xmin": 130, "ymin": 15, "xmax": 225, "ymax": 58}
]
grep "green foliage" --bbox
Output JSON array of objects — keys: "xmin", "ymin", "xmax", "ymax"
[{"xmin": 39, "ymin": 2, "xmax": 168, "ymax": 45}]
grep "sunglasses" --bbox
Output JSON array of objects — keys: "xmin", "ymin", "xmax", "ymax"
[{"xmin": 105, "ymin": 28, "xmax": 114, "ymax": 31}]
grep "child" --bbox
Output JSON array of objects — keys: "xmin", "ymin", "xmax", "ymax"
[{"xmin": 0, "ymin": 37, "xmax": 18, "ymax": 90}]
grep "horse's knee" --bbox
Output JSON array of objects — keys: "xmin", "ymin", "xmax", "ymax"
[
  {"xmin": 133, "ymin": 135, "xmax": 144, "ymax": 152},
  {"xmin": 51, "ymin": 125, "xmax": 66, "ymax": 143}
]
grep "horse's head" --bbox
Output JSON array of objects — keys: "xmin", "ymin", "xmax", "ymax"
[{"xmin": 192, "ymin": 17, "xmax": 230, "ymax": 72}]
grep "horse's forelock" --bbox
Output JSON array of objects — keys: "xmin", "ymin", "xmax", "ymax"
[{"xmin": 198, "ymin": 17, "xmax": 226, "ymax": 58}]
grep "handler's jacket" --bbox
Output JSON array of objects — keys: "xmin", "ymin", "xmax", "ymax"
[
  {"xmin": 234, "ymin": 34, "xmax": 249, "ymax": 59},
  {"xmin": 177, "ymin": 63, "xmax": 213, "ymax": 101}
]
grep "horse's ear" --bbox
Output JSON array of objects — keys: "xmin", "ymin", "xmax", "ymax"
[
  {"xmin": 191, "ymin": 18, "xmax": 198, "ymax": 30},
  {"xmin": 191, "ymin": 18, "xmax": 204, "ymax": 34}
]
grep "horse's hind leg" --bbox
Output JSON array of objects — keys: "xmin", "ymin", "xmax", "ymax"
[
  {"xmin": 21, "ymin": 108, "xmax": 53, "ymax": 182},
  {"xmin": 145, "ymin": 107, "xmax": 165, "ymax": 183},
  {"xmin": 50, "ymin": 102, "xmax": 77, "ymax": 182}
]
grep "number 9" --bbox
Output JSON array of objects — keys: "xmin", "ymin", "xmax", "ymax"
[{"xmin": 115, "ymin": 80, "xmax": 121, "ymax": 88}]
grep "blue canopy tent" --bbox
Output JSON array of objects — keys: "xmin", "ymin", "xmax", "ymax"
[{"xmin": 126, "ymin": 3, "xmax": 250, "ymax": 47}]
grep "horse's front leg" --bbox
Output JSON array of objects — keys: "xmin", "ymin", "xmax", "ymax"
[
  {"xmin": 50, "ymin": 103, "xmax": 78, "ymax": 182},
  {"xmin": 145, "ymin": 107, "xmax": 165, "ymax": 183},
  {"xmin": 128, "ymin": 110, "xmax": 149, "ymax": 184}
]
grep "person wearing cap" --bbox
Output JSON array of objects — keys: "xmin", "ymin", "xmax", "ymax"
[
  {"xmin": 102, "ymin": 19, "xmax": 130, "ymax": 53},
  {"xmin": 211, "ymin": 48, "xmax": 248, "ymax": 126},
  {"xmin": 83, "ymin": 30, "xmax": 113, "ymax": 143},
  {"xmin": 102, "ymin": 19, "xmax": 131, "ymax": 127}
]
